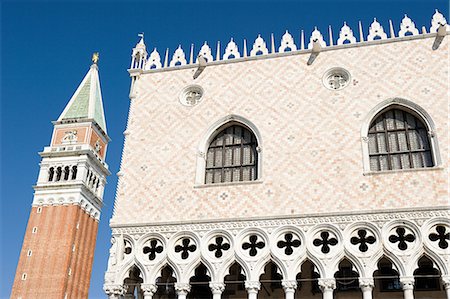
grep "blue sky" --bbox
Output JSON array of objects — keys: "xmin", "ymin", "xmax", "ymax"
[{"xmin": 1, "ymin": 0, "xmax": 448, "ymax": 298}]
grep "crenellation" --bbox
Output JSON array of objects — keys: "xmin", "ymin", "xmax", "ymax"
[{"xmin": 129, "ymin": 10, "xmax": 449, "ymax": 73}]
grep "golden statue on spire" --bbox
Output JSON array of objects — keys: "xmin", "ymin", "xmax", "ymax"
[{"xmin": 92, "ymin": 52, "xmax": 99, "ymax": 64}]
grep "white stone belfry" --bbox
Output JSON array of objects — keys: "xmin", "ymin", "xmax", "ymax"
[{"xmin": 131, "ymin": 34, "xmax": 147, "ymax": 69}]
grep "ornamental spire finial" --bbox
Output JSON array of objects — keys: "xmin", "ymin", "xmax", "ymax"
[{"xmin": 92, "ymin": 52, "xmax": 99, "ymax": 64}]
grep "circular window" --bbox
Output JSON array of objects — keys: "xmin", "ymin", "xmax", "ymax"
[
  {"xmin": 323, "ymin": 67, "xmax": 351, "ymax": 90},
  {"xmin": 179, "ymin": 85, "xmax": 204, "ymax": 106}
]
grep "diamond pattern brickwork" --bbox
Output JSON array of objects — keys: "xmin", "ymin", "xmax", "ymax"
[{"xmin": 111, "ymin": 37, "xmax": 448, "ymax": 225}]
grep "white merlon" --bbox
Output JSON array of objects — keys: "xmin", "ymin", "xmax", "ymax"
[{"xmin": 128, "ymin": 10, "xmax": 449, "ymax": 73}]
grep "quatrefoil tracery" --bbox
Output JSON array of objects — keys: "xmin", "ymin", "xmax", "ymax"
[
  {"xmin": 277, "ymin": 233, "xmax": 301, "ymax": 255},
  {"xmin": 313, "ymin": 231, "xmax": 338, "ymax": 254},
  {"xmin": 208, "ymin": 236, "xmax": 231, "ymax": 258},
  {"xmin": 143, "ymin": 239, "xmax": 163, "ymax": 260},
  {"xmin": 429, "ymin": 225, "xmax": 450, "ymax": 249},
  {"xmin": 350, "ymin": 229, "xmax": 376, "ymax": 252},
  {"xmin": 242, "ymin": 235, "xmax": 265, "ymax": 257},
  {"xmin": 389, "ymin": 227, "xmax": 415, "ymax": 251},
  {"xmin": 175, "ymin": 238, "xmax": 197, "ymax": 259}
]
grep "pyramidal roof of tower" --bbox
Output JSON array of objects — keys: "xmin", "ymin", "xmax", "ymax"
[{"xmin": 57, "ymin": 62, "xmax": 107, "ymax": 133}]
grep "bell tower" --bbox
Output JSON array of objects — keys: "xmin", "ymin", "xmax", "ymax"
[{"xmin": 11, "ymin": 54, "xmax": 110, "ymax": 299}]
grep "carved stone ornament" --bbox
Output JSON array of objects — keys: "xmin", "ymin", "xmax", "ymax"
[
  {"xmin": 145, "ymin": 48, "xmax": 162, "ymax": 70},
  {"xmin": 197, "ymin": 42, "xmax": 214, "ymax": 63},
  {"xmin": 323, "ymin": 67, "xmax": 351, "ymax": 90},
  {"xmin": 398, "ymin": 15, "xmax": 419, "ymax": 37},
  {"xmin": 223, "ymin": 38, "xmax": 241, "ymax": 60},
  {"xmin": 281, "ymin": 280, "xmax": 298, "ymax": 291},
  {"xmin": 245, "ymin": 281, "xmax": 261, "ymax": 293},
  {"xmin": 103, "ymin": 284, "xmax": 125, "ymax": 295},
  {"xmin": 179, "ymin": 85, "xmax": 204, "ymax": 107},
  {"xmin": 359, "ymin": 277, "xmax": 375, "ymax": 290},
  {"xmin": 279, "ymin": 31, "xmax": 297, "ymax": 53},
  {"xmin": 141, "ymin": 284, "xmax": 157, "ymax": 295},
  {"xmin": 209, "ymin": 282, "xmax": 226, "ymax": 294},
  {"xmin": 250, "ymin": 35, "xmax": 269, "ymax": 56},
  {"xmin": 318, "ymin": 278, "xmax": 336, "ymax": 291},
  {"xmin": 174, "ymin": 282, "xmax": 191, "ymax": 295},
  {"xmin": 94, "ymin": 139, "xmax": 102, "ymax": 153},
  {"xmin": 441, "ymin": 275, "xmax": 450, "ymax": 289},
  {"xmin": 169, "ymin": 46, "xmax": 187, "ymax": 67},
  {"xmin": 337, "ymin": 22, "xmax": 357, "ymax": 45},
  {"xmin": 430, "ymin": 9, "xmax": 450, "ymax": 33},
  {"xmin": 308, "ymin": 27, "xmax": 327, "ymax": 49},
  {"xmin": 400, "ymin": 276, "xmax": 415, "ymax": 290},
  {"xmin": 367, "ymin": 18, "xmax": 388, "ymax": 41},
  {"xmin": 62, "ymin": 130, "xmax": 78, "ymax": 144}
]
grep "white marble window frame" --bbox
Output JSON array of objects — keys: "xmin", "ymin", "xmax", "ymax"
[{"xmin": 361, "ymin": 98, "xmax": 441, "ymax": 174}]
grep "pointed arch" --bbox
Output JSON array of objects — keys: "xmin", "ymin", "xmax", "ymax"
[
  {"xmin": 118, "ymin": 258, "xmax": 148, "ymax": 285},
  {"xmin": 361, "ymin": 98, "xmax": 441, "ymax": 173},
  {"xmin": 195, "ymin": 114, "xmax": 263, "ymax": 185}
]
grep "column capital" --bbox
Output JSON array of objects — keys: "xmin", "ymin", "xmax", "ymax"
[
  {"xmin": 245, "ymin": 281, "xmax": 261, "ymax": 294},
  {"xmin": 359, "ymin": 277, "xmax": 375, "ymax": 290},
  {"xmin": 441, "ymin": 275, "xmax": 450, "ymax": 289},
  {"xmin": 141, "ymin": 283, "xmax": 157, "ymax": 295},
  {"xmin": 318, "ymin": 278, "xmax": 336, "ymax": 292},
  {"xmin": 209, "ymin": 282, "xmax": 226, "ymax": 294},
  {"xmin": 103, "ymin": 284, "xmax": 125, "ymax": 296},
  {"xmin": 175, "ymin": 282, "xmax": 191, "ymax": 295},
  {"xmin": 282, "ymin": 280, "xmax": 298, "ymax": 292},
  {"xmin": 400, "ymin": 276, "xmax": 415, "ymax": 290}
]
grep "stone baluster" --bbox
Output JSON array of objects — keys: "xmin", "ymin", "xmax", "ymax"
[
  {"xmin": 141, "ymin": 284, "xmax": 157, "ymax": 299},
  {"xmin": 282, "ymin": 280, "xmax": 297, "ymax": 299},
  {"xmin": 318, "ymin": 278, "xmax": 336, "ymax": 299},
  {"xmin": 175, "ymin": 282, "xmax": 191, "ymax": 299},
  {"xmin": 359, "ymin": 277, "xmax": 374, "ymax": 299},
  {"xmin": 442, "ymin": 275, "xmax": 450, "ymax": 299},
  {"xmin": 400, "ymin": 276, "xmax": 415, "ymax": 299},
  {"xmin": 209, "ymin": 282, "xmax": 225, "ymax": 299},
  {"xmin": 245, "ymin": 281, "xmax": 261, "ymax": 299}
]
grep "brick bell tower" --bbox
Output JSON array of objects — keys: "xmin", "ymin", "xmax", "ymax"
[{"xmin": 11, "ymin": 54, "xmax": 110, "ymax": 299}]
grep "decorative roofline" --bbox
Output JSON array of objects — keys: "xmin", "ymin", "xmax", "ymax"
[{"xmin": 128, "ymin": 10, "xmax": 449, "ymax": 75}]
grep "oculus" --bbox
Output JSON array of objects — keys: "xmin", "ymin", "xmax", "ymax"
[
  {"xmin": 180, "ymin": 85, "xmax": 204, "ymax": 107},
  {"xmin": 323, "ymin": 67, "xmax": 351, "ymax": 90}
]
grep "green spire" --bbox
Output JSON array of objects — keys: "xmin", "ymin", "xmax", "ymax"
[{"xmin": 57, "ymin": 57, "xmax": 107, "ymax": 133}]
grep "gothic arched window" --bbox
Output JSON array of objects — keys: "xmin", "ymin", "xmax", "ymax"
[
  {"xmin": 205, "ymin": 124, "xmax": 258, "ymax": 184},
  {"xmin": 368, "ymin": 108, "xmax": 433, "ymax": 171}
]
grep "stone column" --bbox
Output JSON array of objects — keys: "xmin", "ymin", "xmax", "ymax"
[
  {"xmin": 141, "ymin": 284, "xmax": 157, "ymax": 299},
  {"xmin": 175, "ymin": 282, "xmax": 191, "ymax": 299},
  {"xmin": 359, "ymin": 277, "xmax": 374, "ymax": 299},
  {"xmin": 103, "ymin": 284, "xmax": 125, "ymax": 299},
  {"xmin": 245, "ymin": 281, "xmax": 261, "ymax": 299},
  {"xmin": 282, "ymin": 280, "xmax": 297, "ymax": 299},
  {"xmin": 209, "ymin": 282, "xmax": 226, "ymax": 299},
  {"xmin": 318, "ymin": 278, "xmax": 336, "ymax": 299},
  {"xmin": 441, "ymin": 275, "xmax": 450, "ymax": 299},
  {"xmin": 400, "ymin": 276, "xmax": 415, "ymax": 299}
]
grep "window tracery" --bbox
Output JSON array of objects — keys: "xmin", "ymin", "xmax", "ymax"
[
  {"xmin": 205, "ymin": 124, "xmax": 258, "ymax": 184},
  {"xmin": 368, "ymin": 108, "xmax": 433, "ymax": 171}
]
